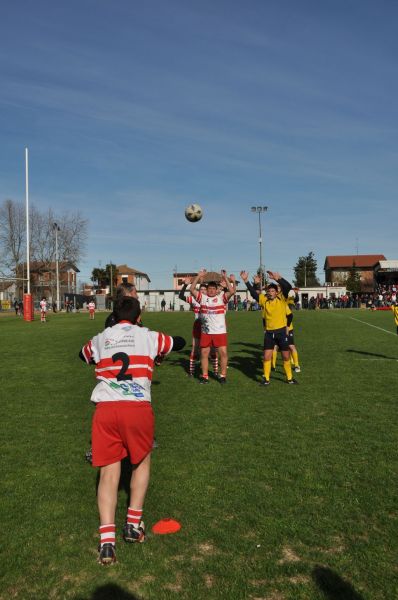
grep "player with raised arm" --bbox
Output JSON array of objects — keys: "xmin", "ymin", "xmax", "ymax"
[
  {"xmin": 190, "ymin": 269, "xmax": 236, "ymax": 384},
  {"xmin": 179, "ymin": 277, "xmax": 218, "ymax": 377},
  {"xmin": 40, "ymin": 297, "xmax": 47, "ymax": 323},
  {"xmin": 240, "ymin": 270, "xmax": 298, "ymax": 385},
  {"xmin": 80, "ymin": 297, "xmax": 185, "ymax": 565},
  {"xmin": 272, "ymin": 292, "xmax": 301, "ymax": 373}
]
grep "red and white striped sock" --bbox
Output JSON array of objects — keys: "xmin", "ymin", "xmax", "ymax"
[
  {"xmin": 99, "ymin": 524, "xmax": 116, "ymax": 548},
  {"xmin": 189, "ymin": 352, "xmax": 196, "ymax": 374},
  {"xmin": 127, "ymin": 508, "xmax": 143, "ymax": 528},
  {"xmin": 211, "ymin": 354, "xmax": 218, "ymax": 375}
]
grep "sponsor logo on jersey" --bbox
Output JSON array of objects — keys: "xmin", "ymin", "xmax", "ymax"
[{"xmin": 108, "ymin": 380, "xmax": 145, "ymax": 398}]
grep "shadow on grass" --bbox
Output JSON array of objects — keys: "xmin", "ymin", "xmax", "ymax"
[
  {"xmin": 74, "ymin": 583, "xmax": 142, "ymax": 600},
  {"xmin": 312, "ymin": 566, "xmax": 364, "ymax": 600},
  {"xmin": 346, "ymin": 349, "xmax": 397, "ymax": 360},
  {"xmin": 229, "ymin": 349, "xmax": 262, "ymax": 379}
]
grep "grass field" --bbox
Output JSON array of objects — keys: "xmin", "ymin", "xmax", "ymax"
[{"xmin": 1, "ymin": 308, "xmax": 397, "ymax": 600}]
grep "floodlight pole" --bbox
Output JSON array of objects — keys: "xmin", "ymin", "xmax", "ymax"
[
  {"xmin": 251, "ymin": 206, "xmax": 268, "ymax": 288},
  {"xmin": 54, "ymin": 223, "xmax": 60, "ymax": 310},
  {"xmin": 25, "ymin": 148, "xmax": 30, "ymax": 294}
]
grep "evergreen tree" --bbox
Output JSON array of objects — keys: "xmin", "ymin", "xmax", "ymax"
[
  {"xmin": 293, "ymin": 251, "xmax": 320, "ymax": 287},
  {"xmin": 105, "ymin": 263, "xmax": 118, "ymax": 291},
  {"xmin": 346, "ymin": 261, "xmax": 361, "ymax": 293},
  {"xmin": 91, "ymin": 267, "xmax": 107, "ymax": 288}
]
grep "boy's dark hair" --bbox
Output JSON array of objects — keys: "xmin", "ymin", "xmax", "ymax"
[
  {"xmin": 115, "ymin": 282, "xmax": 136, "ymax": 300},
  {"xmin": 267, "ymin": 283, "xmax": 278, "ymax": 291},
  {"xmin": 207, "ymin": 281, "xmax": 218, "ymax": 288},
  {"xmin": 114, "ymin": 297, "xmax": 141, "ymax": 324}
]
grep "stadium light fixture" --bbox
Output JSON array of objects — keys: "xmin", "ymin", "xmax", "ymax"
[
  {"xmin": 53, "ymin": 223, "xmax": 61, "ymax": 311},
  {"xmin": 250, "ymin": 206, "xmax": 268, "ymax": 288}
]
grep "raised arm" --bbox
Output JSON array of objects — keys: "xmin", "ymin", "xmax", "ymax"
[
  {"xmin": 240, "ymin": 270, "xmax": 260, "ymax": 301},
  {"xmin": 190, "ymin": 269, "xmax": 206, "ymax": 300},
  {"xmin": 222, "ymin": 272, "xmax": 236, "ymax": 300},
  {"xmin": 178, "ymin": 276, "xmax": 192, "ymax": 301},
  {"xmin": 267, "ymin": 270, "xmax": 292, "ymax": 299}
]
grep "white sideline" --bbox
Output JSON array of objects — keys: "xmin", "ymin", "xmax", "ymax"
[{"xmin": 349, "ymin": 316, "xmax": 396, "ymax": 337}]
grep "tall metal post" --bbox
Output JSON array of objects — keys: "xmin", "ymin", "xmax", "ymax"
[
  {"xmin": 251, "ymin": 206, "xmax": 268, "ymax": 288},
  {"xmin": 25, "ymin": 148, "xmax": 30, "ymax": 294},
  {"xmin": 54, "ymin": 223, "xmax": 60, "ymax": 310}
]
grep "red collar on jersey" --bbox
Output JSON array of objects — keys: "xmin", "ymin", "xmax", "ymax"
[{"xmin": 118, "ymin": 320, "xmax": 134, "ymax": 324}]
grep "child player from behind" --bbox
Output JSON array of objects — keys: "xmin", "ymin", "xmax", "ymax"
[
  {"xmin": 88, "ymin": 300, "xmax": 96, "ymax": 320},
  {"xmin": 79, "ymin": 297, "xmax": 185, "ymax": 565},
  {"xmin": 40, "ymin": 297, "xmax": 47, "ymax": 323}
]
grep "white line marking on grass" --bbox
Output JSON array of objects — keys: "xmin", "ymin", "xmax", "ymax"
[{"xmin": 349, "ymin": 317, "xmax": 396, "ymax": 337}]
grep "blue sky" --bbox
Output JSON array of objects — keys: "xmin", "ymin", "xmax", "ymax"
[{"xmin": 1, "ymin": 0, "xmax": 397, "ymax": 288}]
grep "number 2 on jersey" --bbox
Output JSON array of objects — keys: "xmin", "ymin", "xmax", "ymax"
[{"xmin": 112, "ymin": 352, "xmax": 132, "ymax": 381}]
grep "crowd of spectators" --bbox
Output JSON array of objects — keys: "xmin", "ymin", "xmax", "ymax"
[{"xmin": 303, "ymin": 284, "xmax": 397, "ymax": 310}]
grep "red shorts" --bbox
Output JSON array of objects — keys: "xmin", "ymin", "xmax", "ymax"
[
  {"xmin": 200, "ymin": 333, "xmax": 228, "ymax": 348},
  {"xmin": 92, "ymin": 401, "xmax": 154, "ymax": 467},
  {"xmin": 192, "ymin": 320, "xmax": 202, "ymax": 339}
]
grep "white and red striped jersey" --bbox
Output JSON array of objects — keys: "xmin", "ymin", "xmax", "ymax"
[
  {"xmin": 88, "ymin": 301, "xmax": 95, "ymax": 312},
  {"xmin": 196, "ymin": 291, "xmax": 228, "ymax": 334},
  {"xmin": 186, "ymin": 295, "xmax": 202, "ymax": 321},
  {"xmin": 81, "ymin": 321, "xmax": 173, "ymax": 403},
  {"xmin": 40, "ymin": 300, "xmax": 47, "ymax": 312}
]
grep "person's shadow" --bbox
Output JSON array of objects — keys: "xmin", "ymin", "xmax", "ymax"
[
  {"xmin": 346, "ymin": 349, "xmax": 397, "ymax": 360},
  {"xmin": 74, "ymin": 583, "xmax": 141, "ymax": 599},
  {"xmin": 312, "ymin": 566, "xmax": 364, "ymax": 599}
]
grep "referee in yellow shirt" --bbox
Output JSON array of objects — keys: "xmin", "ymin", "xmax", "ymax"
[{"xmin": 241, "ymin": 270, "xmax": 298, "ymax": 385}]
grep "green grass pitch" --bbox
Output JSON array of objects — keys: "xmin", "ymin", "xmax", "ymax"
[{"xmin": 1, "ymin": 309, "xmax": 397, "ymax": 599}]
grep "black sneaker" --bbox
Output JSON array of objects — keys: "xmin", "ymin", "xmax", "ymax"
[
  {"xmin": 287, "ymin": 378, "xmax": 298, "ymax": 385},
  {"xmin": 199, "ymin": 376, "xmax": 209, "ymax": 384},
  {"xmin": 85, "ymin": 448, "xmax": 93, "ymax": 464},
  {"xmin": 123, "ymin": 520, "xmax": 145, "ymax": 543},
  {"xmin": 271, "ymin": 366, "xmax": 276, "ymax": 372},
  {"xmin": 98, "ymin": 543, "xmax": 116, "ymax": 565},
  {"xmin": 260, "ymin": 377, "xmax": 270, "ymax": 386},
  {"xmin": 218, "ymin": 376, "xmax": 227, "ymax": 384}
]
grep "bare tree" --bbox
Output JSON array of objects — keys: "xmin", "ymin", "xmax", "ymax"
[
  {"xmin": 0, "ymin": 198, "xmax": 88, "ymax": 275},
  {"xmin": 0, "ymin": 199, "xmax": 26, "ymax": 275}
]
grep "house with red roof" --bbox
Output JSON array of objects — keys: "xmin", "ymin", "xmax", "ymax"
[{"xmin": 324, "ymin": 254, "xmax": 386, "ymax": 292}]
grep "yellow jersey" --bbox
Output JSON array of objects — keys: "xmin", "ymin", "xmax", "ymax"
[
  {"xmin": 391, "ymin": 305, "xmax": 398, "ymax": 326},
  {"xmin": 286, "ymin": 298, "xmax": 294, "ymax": 331},
  {"xmin": 259, "ymin": 292, "xmax": 289, "ymax": 331}
]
